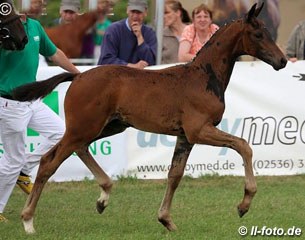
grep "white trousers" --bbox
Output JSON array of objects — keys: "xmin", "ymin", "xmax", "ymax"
[{"xmin": 0, "ymin": 98, "xmax": 65, "ymax": 213}]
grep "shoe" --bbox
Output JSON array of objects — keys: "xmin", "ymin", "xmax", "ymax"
[
  {"xmin": 0, "ymin": 214, "xmax": 8, "ymax": 222},
  {"xmin": 17, "ymin": 175, "xmax": 33, "ymax": 194}
]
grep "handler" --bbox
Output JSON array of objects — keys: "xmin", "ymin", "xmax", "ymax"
[{"xmin": 0, "ymin": 2, "xmax": 79, "ymax": 222}]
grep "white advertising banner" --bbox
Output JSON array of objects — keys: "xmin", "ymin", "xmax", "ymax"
[{"xmin": 1, "ymin": 61, "xmax": 305, "ymax": 181}]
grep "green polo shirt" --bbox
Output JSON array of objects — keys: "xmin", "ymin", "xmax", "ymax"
[{"xmin": 0, "ymin": 17, "xmax": 56, "ymax": 95}]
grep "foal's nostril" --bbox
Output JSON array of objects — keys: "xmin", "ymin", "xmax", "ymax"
[{"xmin": 281, "ymin": 57, "xmax": 287, "ymax": 67}]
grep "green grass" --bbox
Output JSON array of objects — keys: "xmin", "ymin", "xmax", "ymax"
[{"xmin": 1, "ymin": 175, "xmax": 305, "ymax": 240}]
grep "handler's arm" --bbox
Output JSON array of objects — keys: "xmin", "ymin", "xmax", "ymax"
[{"xmin": 49, "ymin": 48, "xmax": 80, "ymax": 74}]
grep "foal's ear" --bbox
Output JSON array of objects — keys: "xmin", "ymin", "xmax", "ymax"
[
  {"xmin": 254, "ymin": 2, "xmax": 264, "ymax": 17},
  {"xmin": 245, "ymin": 3, "xmax": 259, "ymax": 22}
]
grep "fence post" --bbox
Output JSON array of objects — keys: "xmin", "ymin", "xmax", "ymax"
[{"xmin": 155, "ymin": 0, "xmax": 164, "ymax": 65}]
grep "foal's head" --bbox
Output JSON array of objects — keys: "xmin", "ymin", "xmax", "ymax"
[{"xmin": 239, "ymin": 3, "xmax": 286, "ymax": 70}]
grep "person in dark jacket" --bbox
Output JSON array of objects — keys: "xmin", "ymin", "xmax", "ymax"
[{"xmin": 98, "ymin": 0, "xmax": 157, "ymax": 69}]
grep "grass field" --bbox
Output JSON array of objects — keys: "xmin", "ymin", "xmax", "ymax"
[{"xmin": 1, "ymin": 175, "xmax": 305, "ymax": 240}]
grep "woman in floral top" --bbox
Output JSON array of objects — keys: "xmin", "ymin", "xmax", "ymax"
[{"xmin": 178, "ymin": 4, "xmax": 219, "ymax": 62}]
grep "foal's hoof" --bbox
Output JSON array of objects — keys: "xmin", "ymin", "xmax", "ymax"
[
  {"xmin": 158, "ymin": 218, "xmax": 177, "ymax": 231},
  {"xmin": 237, "ymin": 206, "xmax": 249, "ymax": 218},
  {"xmin": 23, "ymin": 218, "xmax": 36, "ymax": 234},
  {"xmin": 96, "ymin": 200, "xmax": 107, "ymax": 214}
]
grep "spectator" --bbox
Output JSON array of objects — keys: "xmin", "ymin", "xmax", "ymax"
[
  {"xmin": 0, "ymin": 4, "xmax": 79, "ymax": 222},
  {"xmin": 161, "ymin": 0, "xmax": 190, "ymax": 64},
  {"xmin": 286, "ymin": 20, "xmax": 305, "ymax": 62},
  {"xmin": 210, "ymin": 0, "xmax": 250, "ymax": 27},
  {"xmin": 53, "ymin": 0, "xmax": 95, "ymax": 59},
  {"xmin": 27, "ymin": 0, "xmax": 46, "ymax": 19},
  {"xmin": 54, "ymin": 0, "xmax": 80, "ymax": 25},
  {"xmin": 94, "ymin": 0, "xmax": 113, "ymax": 62},
  {"xmin": 98, "ymin": 0, "xmax": 157, "ymax": 69},
  {"xmin": 26, "ymin": 0, "xmax": 49, "ymax": 67},
  {"xmin": 209, "ymin": 0, "xmax": 280, "ymax": 41},
  {"xmin": 178, "ymin": 4, "xmax": 219, "ymax": 63}
]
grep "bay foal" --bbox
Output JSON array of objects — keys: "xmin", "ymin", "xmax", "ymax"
[{"xmin": 13, "ymin": 3, "xmax": 287, "ymax": 233}]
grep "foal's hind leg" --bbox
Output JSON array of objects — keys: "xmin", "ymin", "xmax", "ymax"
[
  {"xmin": 22, "ymin": 140, "xmax": 75, "ymax": 234},
  {"xmin": 158, "ymin": 136, "xmax": 193, "ymax": 231},
  {"xmin": 187, "ymin": 124, "xmax": 257, "ymax": 217},
  {"xmin": 75, "ymin": 147, "xmax": 113, "ymax": 214}
]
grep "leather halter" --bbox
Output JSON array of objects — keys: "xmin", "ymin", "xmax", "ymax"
[{"xmin": 0, "ymin": 15, "xmax": 21, "ymax": 40}]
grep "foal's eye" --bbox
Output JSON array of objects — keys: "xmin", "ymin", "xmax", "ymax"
[{"xmin": 254, "ymin": 32, "xmax": 263, "ymax": 39}]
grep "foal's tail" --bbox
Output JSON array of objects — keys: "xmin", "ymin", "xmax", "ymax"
[{"xmin": 12, "ymin": 72, "xmax": 78, "ymax": 101}]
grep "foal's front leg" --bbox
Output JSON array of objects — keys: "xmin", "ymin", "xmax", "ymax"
[
  {"xmin": 187, "ymin": 124, "xmax": 257, "ymax": 217},
  {"xmin": 158, "ymin": 135, "xmax": 193, "ymax": 231}
]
